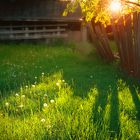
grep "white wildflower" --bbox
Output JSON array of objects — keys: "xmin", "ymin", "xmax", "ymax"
[
  {"xmin": 25, "ymin": 85, "xmax": 28, "ymax": 88},
  {"xmin": 18, "ymin": 104, "xmax": 24, "ymax": 108},
  {"xmin": 56, "ymin": 82, "xmax": 60, "ymax": 87},
  {"xmin": 90, "ymin": 75, "xmax": 93, "ymax": 79},
  {"xmin": 32, "ymin": 85, "xmax": 35, "ymax": 88},
  {"xmin": 21, "ymin": 95, "xmax": 25, "ymax": 98},
  {"xmin": 5, "ymin": 102, "xmax": 9, "ymax": 107},
  {"xmin": 43, "ymin": 103, "xmax": 48, "ymax": 108},
  {"xmin": 62, "ymin": 80, "xmax": 65, "ymax": 82},
  {"xmin": 46, "ymin": 125, "xmax": 51, "ymax": 129},
  {"xmin": 15, "ymin": 93, "xmax": 19, "ymax": 97},
  {"xmin": 50, "ymin": 99, "xmax": 54, "ymax": 103},
  {"xmin": 42, "ymin": 72, "xmax": 44, "ymax": 75},
  {"xmin": 44, "ymin": 94, "xmax": 47, "ymax": 97},
  {"xmin": 41, "ymin": 118, "xmax": 45, "ymax": 123},
  {"xmin": 35, "ymin": 76, "xmax": 37, "ymax": 79}
]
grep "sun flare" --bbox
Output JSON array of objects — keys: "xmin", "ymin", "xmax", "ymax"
[{"xmin": 110, "ymin": 0, "xmax": 122, "ymax": 13}]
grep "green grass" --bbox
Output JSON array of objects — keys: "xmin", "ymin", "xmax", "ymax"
[{"xmin": 0, "ymin": 42, "xmax": 140, "ymax": 139}]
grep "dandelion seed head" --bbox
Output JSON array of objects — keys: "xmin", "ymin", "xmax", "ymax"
[
  {"xmin": 18, "ymin": 104, "xmax": 24, "ymax": 108},
  {"xmin": 90, "ymin": 75, "xmax": 93, "ymax": 79},
  {"xmin": 50, "ymin": 99, "xmax": 54, "ymax": 103},
  {"xmin": 46, "ymin": 125, "xmax": 51, "ymax": 129},
  {"xmin": 44, "ymin": 94, "xmax": 47, "ymax": 97},
  {"xmin": 41, "ymin": 118, "xmax": 45, "ymax": 123},
  {"xmin": 15, "ymin": 93, "xmax": 19, "ymax": 97},
  {"xmin": 32, "ymin": 85, "xmax": 35, "ymax": 88},
  {"xmin": 21, "ymin": 95, "xmax": 25, "ymax": 98},
  {"xmin": 5, "ymin": 102, "xmax": 9, "ymax": 107},
  {"xmin": 43, "ymin": 103, "xmax": 48, "ymax": 108},
  {"xmin": 56, "ymin": 82, "xmax": 60, "ymax": 86}
]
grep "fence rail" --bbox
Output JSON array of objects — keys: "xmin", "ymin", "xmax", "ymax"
[
  {"xmin": 0, "ymin": 24, "xmax": 68, "ymax": 40},
  {"xmin": 88, "ymin": 12, "xmax": 140, "ymax": 78}
]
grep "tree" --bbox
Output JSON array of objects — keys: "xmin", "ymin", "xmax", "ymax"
[
  {"xmin": 63, "ymin": 0, "xmax": 140, "ymax": 25},
  {"xmin": 64, "ymin": 0, "xmax": 140, "ymax": 77}
]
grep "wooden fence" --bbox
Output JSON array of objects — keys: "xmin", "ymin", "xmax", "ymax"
[
  {"xmin": 88, "ymin": 12, "xmax": 140, "ymax": 78},
  {"xmin": 87, "ymin": 22, "xmax": 115, "ymax": 62},
  {"xmin": 112, "ymin": 12, "xmax": 140, "ymax": 77},
  {"xmin": 0, "ymin": 24, "xmax": 68, "ymax": 40}
]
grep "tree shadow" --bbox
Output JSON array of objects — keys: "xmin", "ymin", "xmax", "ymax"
[
  {"xmin": 92, "ymin": 81, "xmax": 120, "ymax": 138},
  {"xmin": 109, "ymin": 86, "xmax": 120, "ymax": 138},
  {"xmin": 120, "ymin": 74, "xmax": 140, "ymax": 120},
  {"xmin": 127, "ymin": 83, "xmax": 140, "ymax": 120}
]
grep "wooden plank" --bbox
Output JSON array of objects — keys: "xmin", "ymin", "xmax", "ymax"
[
  {"xmin": 133, "ymin": 12, "xmax": 139, "ymax": 76},
  {"xmin": 0, "ymin": 33, "xmax": 68, "ymax": 40},
  {"xmin": 137, "ymin": 12, "xmax": 140, "ymax": 77},
  {"xmin": 100, "ymin": 24, "xmax": 114, "ymax": 61},
  {"xmin": 94, "ymin": 24, "xmax": 109, "ymax": 60},
  {"xmin": 118, "ymin": 16, "xmax": 130, "ymax": 72},
  {"xmin": 0, "ymin": 24, "xmax": 68, "ymax": 29},
  {"xmin": 87, "ymin": 22, "xmax": 107, "ymax": 59},
  {"xmin": 94, "ymin": 24, "xmax": 114, "ymax": 61},
  {"xmin": 0, "ymin": 28, "xmax": 66, "ymax": 34},
  {"xmin": 125, "ymin": 14, "xmax": 134, "ymax": 75},
  {"xmin": 111, "ymin": 20, "xmax": 122, "ymax": 62}
]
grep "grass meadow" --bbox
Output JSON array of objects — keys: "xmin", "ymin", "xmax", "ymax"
[{"xmin": 0, "ymin": 42, "xmax": 140, "ymax": 140}]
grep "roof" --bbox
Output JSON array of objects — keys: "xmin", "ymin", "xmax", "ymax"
[{"xmin": 0, "ymin": 0, "xmax": 82, "ymax": 21}]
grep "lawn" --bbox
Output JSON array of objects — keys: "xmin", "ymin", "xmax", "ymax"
[{"xmin": 0, "ymin": 42, "xmax": 140, "ymax": 139}]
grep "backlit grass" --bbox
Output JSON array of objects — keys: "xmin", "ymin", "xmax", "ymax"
[{"xmin": 0, "ymin": 42, "xmax": 140, "ymax": 139}]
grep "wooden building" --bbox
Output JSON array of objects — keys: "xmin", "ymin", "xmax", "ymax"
[{"xmin": 0, "ymin": 0, "xmax": 87, "ymax": 41}]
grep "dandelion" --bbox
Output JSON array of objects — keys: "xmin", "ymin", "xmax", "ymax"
[
  {"xmin": 32, "ymin": 85, "xmax": 35, "ymax": 88},
  {"xmin": 62, "ymin": 80, "xmax": 65, "ymax": 82},
  {"xmin": 41, "ymin": 118, "xmax": 45, "ymax": 123},
  {"xmin": 90, "ymin": 75, "xmax": 93, "ymax": 79},
  {"xmin": 44, "ymin": 94, "xmax": 47, "ymax": 97},
  {"xmin": 25, "ymin": 85, "xmax": 28, "ymax": 88},
  {"xmin": 56, "ymin": 82, "xmax": 60, "ymax": 87},
  {"xmin": 42, "ymin": 72, "xmax": 44, "ymax": 75},
  {"xmin": 46, "ymin": 125, "xmax": 51, "ymax": 129},
  {"xmin": 50, "ymin": 99, "xmax": 54, "ymax": 103},
  {"xmin": 5, "ymin": 102, "xmax": 9, "ymax": 107},
  {"xmin": 15, "ymin": 93, "xmax": 19, "ymax": 97},
  {"xmin": 21, "ymin": 95, "xmax": 25, "ymax": 98},
  {"xmin": 18, "ymin": 104, "xmax": 24, "ymax": 108},
  {"xmin": 43, "ymin": 103, "xmax": 48, "ymax": 108}
]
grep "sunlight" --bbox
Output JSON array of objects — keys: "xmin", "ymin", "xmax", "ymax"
[
  {"xmin": 129, "ymin": 0, "xmax": 138, "ymax": 3},
  {"xmin": 110, "ymin": 0, "xmax": 122, "ymax": 14},
  {"xmin": 127, "ymin": 0, "xmax": 138, "ymax": 7}
]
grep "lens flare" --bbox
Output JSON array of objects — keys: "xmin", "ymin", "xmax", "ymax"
[{"xmin": 110, "ymin": 0, "xmax": 122, "ymax": 13}]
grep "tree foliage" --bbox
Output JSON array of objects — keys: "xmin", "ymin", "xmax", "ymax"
[{"xmin": 63, "ymin": 0, "xmax": 140, "ymax": 25}]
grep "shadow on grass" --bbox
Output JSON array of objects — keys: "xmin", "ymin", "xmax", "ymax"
[
  {"xmin": 109, "ymin": 87, "xmax": 120, "ymax": 138},
  {"xmin": 128, "ymin": 85, "xmax": 140, "ymax": 120},
  {"xmin": 92, "ymin": 82, "xmax": 120, "ymax": 138},
  {"xmin": 121, "ymin": 75, "xmax": 140, "ymax": 120}
]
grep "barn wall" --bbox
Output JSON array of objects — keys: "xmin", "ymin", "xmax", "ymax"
[
  {"xmin": 0, "ymin": 0, "xmax": 81, "ymax": 20},
  {"xmin": 0, "ymin": 0, "xmax": 87, "ymax": 42}
]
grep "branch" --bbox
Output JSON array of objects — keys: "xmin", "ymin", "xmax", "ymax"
[{"xmin": 125, "ymin": 1, "xmax": 140, "ymax": 7}]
